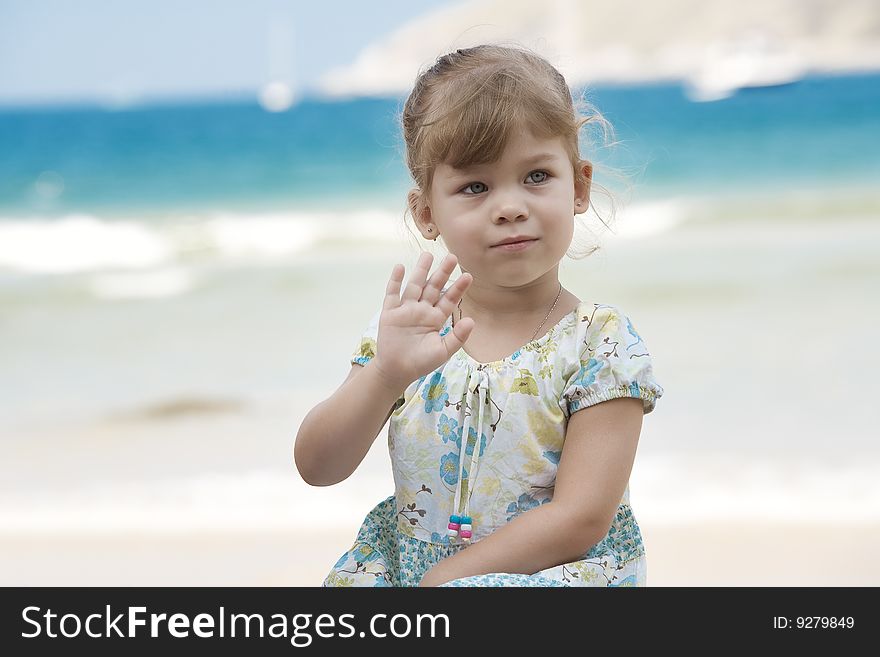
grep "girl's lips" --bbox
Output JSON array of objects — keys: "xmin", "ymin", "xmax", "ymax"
[{"xmin": 491, "ymin": 239, "xmax": 537, "ymax": 252}]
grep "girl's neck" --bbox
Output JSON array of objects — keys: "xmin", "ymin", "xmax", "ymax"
[{"xmin": 455, "ymin": 270, "xmax": 564, "ymax": 326}]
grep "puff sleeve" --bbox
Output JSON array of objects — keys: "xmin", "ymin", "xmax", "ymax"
[
  {"xmin": 561, "ymin": 304, "xmax": 664, "ymax": 416},
  {"xmin": 349, "ymin": 307, "xmax": 406, "ymax": 412},
  {"xmin": 350, "ymin": 307, "xmax": 382, "ymax": 367}
]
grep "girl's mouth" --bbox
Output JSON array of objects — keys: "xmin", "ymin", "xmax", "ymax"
[{"xmin": 491, "ymin": 239, "xmax": 537, "ymax": 252}]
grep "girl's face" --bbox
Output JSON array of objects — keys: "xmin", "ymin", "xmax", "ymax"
[{"xmin": 416, "ymin": 129, "xmax": 591, "ymax": 288}]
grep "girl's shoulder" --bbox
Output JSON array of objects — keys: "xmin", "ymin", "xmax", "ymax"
[
  {"xmin": 550, "ymin": 300, "xmax": 621, "ymax": 344},
  {"xmin": 573, "ymin": 301, "xmax": 624, "ymax": 333},
  {"xmin": 562, "ymin": 301, "xmax": 664, "ymax": 414},
  {"xmin": 569, "ymin": 301, "xmax": 654, "ymax": 355}
]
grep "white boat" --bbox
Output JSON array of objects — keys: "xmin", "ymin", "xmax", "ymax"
[
  {"xmin": 684, "ymin": 32, "xmax": 807, "ymax": 102},
  {"xmin": 258, "ymin": 81, "xmax": 296, "ymax": 112}
]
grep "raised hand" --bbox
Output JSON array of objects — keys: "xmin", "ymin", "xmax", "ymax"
[{"xmin": 371, "ymin": 252, "xmax": 474, "ymax": 391}]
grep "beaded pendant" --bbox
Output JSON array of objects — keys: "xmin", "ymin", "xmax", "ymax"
[{"xmin": 447, "ymin": 514, "xmax": 473, "ymax": 543}]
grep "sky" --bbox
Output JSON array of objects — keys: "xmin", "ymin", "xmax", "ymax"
[{"xmin": 0, "ymin": 0, "xmax": 454, "ymax": 107}]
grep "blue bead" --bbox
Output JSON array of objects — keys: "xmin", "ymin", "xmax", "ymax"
[
  {"xmin": 460, "ymin": 515, "xmax": 472, "ymax": 524},
  {"xmin": 449, "ymin": 515, "xmax": 461, "ymax": 523}
]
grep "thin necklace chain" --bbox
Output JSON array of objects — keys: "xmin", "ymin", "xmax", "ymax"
[{"xmin": 455, "ymin": 281, "xmax": 564, "ymax": 342}]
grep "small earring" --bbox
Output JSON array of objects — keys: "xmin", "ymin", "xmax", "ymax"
[{"xmin": 427, "ymin": 227, "xmax": 432, "ymax": 232}]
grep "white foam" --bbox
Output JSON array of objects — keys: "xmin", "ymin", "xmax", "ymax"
[
  {"xmin": 203, "ymin": 214, "xmax": 321, "ymax": 259},
  {"xmin": 593, "ymin": 197, "xmax": 691, "ymax": 240},
  {"xmin": 0, "ymin": 215, "xmax": 171, "ymax": 274},
  {"xmin": 0, "ymin": 197, "xmax": 688, "ymax": 278},
  {"xmin": 0, "ymin": 209, "xmax": 408, "ymax": 275}
]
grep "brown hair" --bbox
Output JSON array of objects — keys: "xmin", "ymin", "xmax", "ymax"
[{"xmin": 399, "ymin": 43, "xmax": 626, "ymax": 259}]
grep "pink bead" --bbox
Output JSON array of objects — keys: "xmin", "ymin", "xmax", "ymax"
[
  {"xmin": 459, "ymin": 529, "xmax": 472, "ymax": 539},
  {"xmin": 448, "ymin": 522, "xmax": 461, "ymax": 530}
]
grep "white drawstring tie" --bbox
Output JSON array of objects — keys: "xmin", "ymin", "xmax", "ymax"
[{"xmin": 447, "ymin": 366, "xmax": 490, "ymax": 543}]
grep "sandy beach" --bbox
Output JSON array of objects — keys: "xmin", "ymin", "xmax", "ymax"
[
  {"xmin": 2, "ymin": 521, "xmax": 877, "ymax": 586},
  {"xmin": 3, "ymin": 210, "xmax": 879, "ymax": 588}
]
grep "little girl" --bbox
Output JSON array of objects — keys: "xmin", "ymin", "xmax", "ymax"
[{"xmin": 295, "ymin": 44, "xmax": 664, "ymax": 587}]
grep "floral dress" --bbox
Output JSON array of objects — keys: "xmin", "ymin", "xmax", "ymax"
[{"xmin": 322, "ymin": 288, "xmax": 664, "ymax": 587}]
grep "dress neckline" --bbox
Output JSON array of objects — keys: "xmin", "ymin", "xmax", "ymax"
[{"xmin": 450, "ymin": 301, "xmax": 587, "ymax": 367}]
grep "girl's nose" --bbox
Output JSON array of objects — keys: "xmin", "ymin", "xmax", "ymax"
[{"xmin": 492, "ymin": 193, "xmax": 529, "ymax": 223}]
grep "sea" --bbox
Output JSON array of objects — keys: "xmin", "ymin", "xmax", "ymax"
[{"xmin": 1, "ymin": 71, "xmax": 879, "ymax": 542}]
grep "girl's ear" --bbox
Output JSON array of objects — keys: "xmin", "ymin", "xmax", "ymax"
[
  {"xmin": 574, "ymin": 161, "xmax": 593, "ymax": 215},
  {"xmin": 408, "ymin": 188, "xmax": 436, "ymax": 239}
]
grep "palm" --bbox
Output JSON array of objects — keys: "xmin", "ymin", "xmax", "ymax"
[
  {"xmin": 382, "ymin": 304, "xmax": 454, "ymax": 363},
  {"xmin": 372, "ymin": 252, "xmax": 474, "ymax": 390}
]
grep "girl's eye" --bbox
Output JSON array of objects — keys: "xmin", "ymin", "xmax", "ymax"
[
  {"xmin": 462, "ymin": 182, "xmax": 487, "ymax": 195},
  {"xmin": 527, "ymin": 170, "xmax": 549, "ymax": 184}
]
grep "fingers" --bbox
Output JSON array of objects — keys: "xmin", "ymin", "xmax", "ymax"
[
  {"xmin": 442, "ymin": 316, "xmax": 475, "ymax": 356},
  {"xmin": 386, "ymin": 252, "xmax": 471, "ymax": 315},
  {"xmin": 420, "ymin": 253, "xmax": 458, "ymax": 305},
  {"xmin": 436, "ymin": 270, "xmax": 472, "ymax": 318},
  {"xmin": 400, "ymin": 251, "xmax": 433, "ymax": 302},
  {"xmin": 383, "ymin": 263, "xmax": 404, "ymax": 310}
]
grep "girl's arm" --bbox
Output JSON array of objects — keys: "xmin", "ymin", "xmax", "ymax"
[
  {"xmin": 297, "ymin": 253, "xmax": 474, "ymax": 487},
  {"xmin": 294, "ymin": 359, "xmax": 404, "ymax": 486},
  {"xmin": 419, "ymin": 396, "xmax": 644, "ymax": 586}
]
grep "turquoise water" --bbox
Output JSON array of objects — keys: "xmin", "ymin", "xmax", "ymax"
[{"xmin": 1, "ymin": 71, "xmax": 878, "ymax": 217}]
